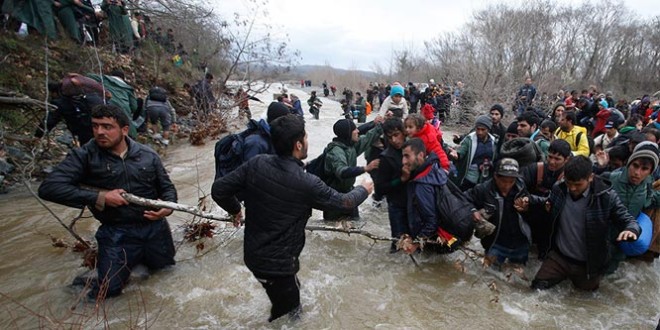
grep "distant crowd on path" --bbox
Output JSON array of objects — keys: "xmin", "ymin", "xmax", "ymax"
[{"xmin": 1, "ymin": 0, "xmax": 203, "ymax": 68}]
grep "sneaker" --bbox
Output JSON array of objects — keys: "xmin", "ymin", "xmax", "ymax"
[{"xmin": 474, "ymin": 219, "xmax": 496, "ymax": 239}]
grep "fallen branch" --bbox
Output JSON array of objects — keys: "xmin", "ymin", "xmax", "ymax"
[
  {"xmin": 0, "ymin": 96, "xmax": 57, "ymax": 109},
  {"xmin": 121, "ymin": 193, "xmax": 476, "ymax": 251}
]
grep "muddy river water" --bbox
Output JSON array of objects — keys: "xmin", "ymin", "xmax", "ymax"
[{"xmin": 0, "ymin": 86, "xmax": 658, "ymax": 328}]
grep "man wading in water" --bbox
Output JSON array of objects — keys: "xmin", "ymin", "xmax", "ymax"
[
  {"xmin": 39, "ymin": 104, "xmax": 178, "ymax": 300},
  {"xmin": 211, "ymin": 114, "xmax": 372, "ymax": 322}
]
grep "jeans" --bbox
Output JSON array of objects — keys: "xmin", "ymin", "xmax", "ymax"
[{"xmin": 388, "ymin": 204, "xmax": 407, "ymax": 238}]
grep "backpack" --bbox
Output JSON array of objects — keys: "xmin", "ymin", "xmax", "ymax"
[
  {"xmin": 434, "ymin": 180, "xmax": 475, "ymax": 242},
  {"xmin": 365, "ymin": 101, "xmax": 372, "ymax": 115},
  {"xmin": 149, "ymin": 87, "xmax": 168, "ymax": 102},
  {"xmin": 576, "ymin": 132, "xmax": 595, "ymax": 155},
  {"xmin": 214, "ymin": 121, "xmax": 261, "ymax": 180},
  {"xmin": 305, "ymin": 151, "xmax": 329, "ymax": 182}
]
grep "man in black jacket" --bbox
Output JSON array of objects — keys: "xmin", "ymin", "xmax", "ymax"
[
  {"xmin": 211, "ymin": 115, "xmax": 372, "ymax": 322},
  {"xmin": 375, "ymin": 118, "xmax": 408, "ymax": 252},
  {"xmin": 38, "ymin": 104, "xmax": 177, "ymax": 300},
  {"xmin": 527, "ymin": 156, "xmax": 640, "ymax": 291}
]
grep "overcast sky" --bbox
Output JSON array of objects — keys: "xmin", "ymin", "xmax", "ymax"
[{"xmin": 215, "ymin": 0, "xmax": 660, "ymax": 71}]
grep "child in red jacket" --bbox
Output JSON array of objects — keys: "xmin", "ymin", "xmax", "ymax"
[{"xmin": 404, "ymin": 113, "xmax": 451, "ymax": 171}]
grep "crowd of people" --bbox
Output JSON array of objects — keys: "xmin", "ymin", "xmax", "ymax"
[
  {"xmin": 212, "ymin": 80, "xmax": 660, "ymax": 321},
  {"xmin": 2, "ymin": 0, "xmax": 197, "ymax": 65},
  {"xmin": 35, "ymin": 74, "xmax": 660, "ymax": 323}
]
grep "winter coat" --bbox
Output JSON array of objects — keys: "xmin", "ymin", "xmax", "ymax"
[
  {"xmin": 378, "ymin": 95, "xmax": 408, "ymax": 118},
  {"xmin": 464, "ymin": 178, "xmax": 531, "ymax": 252},
  {"xmin": 211, "ymin": 154, "xmax": 369, "ymax": 276},
  {"xmin": 291, "ymin": 99, "xmax": 304, "ymax": 117},
  {"xmin": 452, "ymin": 131, "xmax": 497, "ymax": 187},
  {"xmin": 608, "ymin": 167, "xmax": 660, "ymax": 218},
  {"xmin": 38, "ymin": 137, "xmax": 177, "ymax": 225},
  {"xmin": 406, "ymin": 153, "xmax": 449, "ymax": 238},
  {"xmin": 323, "ymin": 124, "xmax": 383, "ymax": 193},
  {"xmin": 375, "ymin": 147, "xmax": 407, "ymax": 208},
  {"xmin": 531, "ymin": 177, "xmax": 640, "ymax": 277},
  {"xmin": 413, "ymin": 123, "xmax": 451, "ymax": 171},
  {"xmin": 554, "ymin": 125, "xmax": 590, "ymax": 157},
  {"xmin": 592, "ymin": 109, "xmax": 611, "ymax": 138}
]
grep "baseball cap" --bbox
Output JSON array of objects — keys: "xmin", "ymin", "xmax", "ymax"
[{"xmin": 496, "ymin": 158, "xmax": 520, "ymax": 177}]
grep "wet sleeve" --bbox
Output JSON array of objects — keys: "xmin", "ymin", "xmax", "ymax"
[
  {"xmin": 415, "ymin": 184, "xmax": 439, "ymax": 238},
  {"xmin": 309, "ymin": 175, "xmax": 369, "ymax": 211},
  {"xmin": 610, "ymin": 191, "xmax": 641, "ymax": 236},
  {"xmin": 38, "ymin": 149, "xmax": 99, "ymax": 209},
  {"xmin": 211, "ymin": 161, "xmax": 248, "ymax": 215}
]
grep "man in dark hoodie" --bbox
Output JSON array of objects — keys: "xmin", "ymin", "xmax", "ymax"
[
  {"xmin": 400, "ymin": 138, "xmax": 451, "ymax": 254},
  {"xmin": 375, "ymin": 118, "xmax": 408, "ymax": 252},
  {"xmin": 323, "ymin": 117, "xmax": 384, "ymax": 220}
]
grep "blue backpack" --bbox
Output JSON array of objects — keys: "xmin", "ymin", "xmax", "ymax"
[{"xmin": 214, "ymin": 121, "xmax": 261, "ymax": 180}]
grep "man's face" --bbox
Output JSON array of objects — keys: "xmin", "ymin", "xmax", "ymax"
[
  {"xmin": 547, "ymin": 152, "xmax": 568, "ymax": 172},
  {"xmin": 559, "ymin": 114, "xmax": 570, "ymax": 132},
  {"xmin": 392, "ymin": 94, "xmax": 403, "ymax": 104},
  {"xmin": 611, "ymin": 157, "xmax": 625, "ymax": 170},
  {"xmin": 402, "ymin": 146, "xmax": 424, "ymax": 173},
  {"xmin": 627, "ymin": 159, "xmax": 653, "ymax": 186},
  {"xmin": 505, "ymin": 132, "xmax": 519, "ymax": 141},
  {"xmin": 566, "ymin": 176, "xmax": 592, "ymax": 199},
  {"xmin": 494, "ymin": 175, "xmax": 516, "ymax": 196},
  {"xmin": 351, "ymin": 127, "xmax": 359, "ymax": 142},
  {"xmin": 517, "ymin": 121, "xmax": 535, "ymax": 137},
  {"xmin": 475, "ymin": 126, "xmax": 489, "ymax": 140},
  {"xmin": 540, "ymin": 127, "xmax": 553, "ymax": 141},
  {"xmin": 386, "ymin": 130, "xmax": 406, "ymax": 150},
  {"xmin": 298, "ymin": 133, "xmax": 309, "ymax": 160},
  {"xmin": 525, "ymin": 78, "xmax": 532, "ymax": 86},
  {"xmin": 92, "ymin": 117, "xmax": 127, "ymax": 150},
  {"xmin": 635, "ymin": 121, "xmax": 643, "ymax": 131},
  {"xmin": 607, "ymin": 127, "xmax": 618, "ymax": 138},
  {"xmin": 490, "ymin": 110, "xmax": 501, "ymax": 125}
]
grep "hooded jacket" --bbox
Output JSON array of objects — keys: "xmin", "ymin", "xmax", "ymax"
[
  {"xmin": 452, "ymin": 131, "xmax": 497, "ymax": 186},
  {"xmin": 413, "ymin": 123, "xmax": 451, "ymax": 171},
  {"xmin": 406, "ymin": 153, "xmax": 449, "ymax": 238},
  {"xmin": 323, "ymin": 124, "xmax": 383, "ymax": 193}
]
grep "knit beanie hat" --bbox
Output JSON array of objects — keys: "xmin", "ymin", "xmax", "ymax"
[
  {"xmin": 627, "ymin": 141, "xmax": 659, "ymax": 171},
  {"xmin": 421, "ymin": 104, "xmax": 435, "ymax": 120},
  {"xmin": 390, "ymin": 85, "xmax": 405, "ymax": 97},
  {"xmin": 599, "ymin": 99, "xmax": 608, "ymax": 109},
  {"xmin": 507, "ymin": 121, "xmax": 519, "ymax": 135},
  {"xmin": 333, "ymin": 119, "xmax": 357, "ymax": 144},
  {"xmin": 474, "ymin": 115, "xmax": 492, "ymax": 130},
  {"xmin": 267, "ymin": 102, "xmax": 290, "ymax": 124},
  {"xmin": 490, "ymin": 104, "xmax": 504, "ymax": 116}
]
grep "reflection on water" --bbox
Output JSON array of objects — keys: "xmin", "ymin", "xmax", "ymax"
[{"xmin": 0, "ymin": 86, "xmax": 658, "ymax": 328}]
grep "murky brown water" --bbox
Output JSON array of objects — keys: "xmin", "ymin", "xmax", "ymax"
[{"xmin": 1, "ymin": 87, "xmax": 658, "ymax": 329}]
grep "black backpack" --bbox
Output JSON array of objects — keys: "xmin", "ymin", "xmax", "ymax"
[
  {"xmin": 576, "ymin": 131, "xmax": 595, "ymax": 155},
  {"xmin": 149, "ymin": 87, "xmax": 168, "ymax": 102},
  {"xmin": 305, "ymin": 150, "xmax": 329, "ymax": 182},
  {"xmin": 214, "ymin": 121, "xmax": 261, "ymax": 180},
  {"xmin": 434, "ymin": 180, "xmax": 476, "ymax": 242}
]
